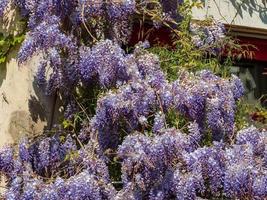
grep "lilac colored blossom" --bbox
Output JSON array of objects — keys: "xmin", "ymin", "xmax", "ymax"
[
  {"xmin": 206, "ymin": 97, "xmax": 224, "ymax": 140},
  {"xmin": 49, "ymin": 135, "xmax": 64, "ymax": 164},
  {"xmin": 188, "ymin": 121, "xmax": 201, "ymax": 149},
  {"xmin": 230, "ymin": 74, "xmax": 245, "ymax": 100},
  {"xmin": 63, "ymin": 135, "xmax": 77, "ymax": 152},
  {"xmin": 22, "ymin": 178, "xmax": 42, "ymax": 199},
  {"xmin": 18, "ymin": 16, "xmax": 78, "ymax": 94},
  {"xmin": 171, "ymin": 70, "xmax": 237, "ymax": 139},
  {"xmin": 4, "ymin": 177, "xmax": 22, "ymax": 200},
  {"xmin": 118, "ymin": 133, "xmax": 154, "ymax": 190},
  {"xmin": 77, "ymin": 0, "xmax": 103, "ymax": 19},
  {"xmin": 0, "ymin": 141, "xmax": 115, "ymax": 199},
  {"xmin": 12, "ymin": 0, "xmax": 138, "ymax": 98},
  {"xmin": 38, "ymin": 137, "xmax": 51, "ymax": 168},
  {"xmin": 118, "ymin": 129, "xmax": 193, "ymax": 197},
  {"xmin": 50, "ymin": 152, "xmax": 116, "ymax": 199},
  {"xmin": 18, "ymin": 16, "xmax": 75, "ymax": 64},
  {"xmin": 36, "ymin": 61, "xmax": 47, "ymax": 86},
  {"xmin": 135, "ymin": 40, "xmax": 150, "ymax": 49},
  {"xmin": 236, "ymin": 126, "xmax": 266, "ymax": 156},
  {"xmin": 190, "ymin": 20, "xmax": 226, "ymax": 54},
  {"xmin": 91, "ymin": 80, "xmax": 157, "ymax": 150},
  {"xmin": 264, "ymin": 145, "xmax": 267, "ymax": 166},
  {"xmin": 19, "ymin": 138, "xmax": 30, "ymax": 162},
  {"xmin": 78, "ymin": 124, "xmax": 91, "ymax": 142},
  {"xmin": 252, "ymin": 172, "xmax": 267, "ymax": 198},
  {"xmin": 60, "ymin": 171, "xmax": 102, "ymax": 200},
  {"xmin": 223, "ymin": 144, "xmax": 263, "ymax": 199},
  {"xmin": 10, "ymin": 159, "xmax": 24, "ymax": 180},
  {"xmin": 0, "ymin": 0, "xmax": 9, "ymax": 17},
  {"xmin": 80, "ymin": 152, "xmax": 111, "ymax": 184},
  {"xmin": 79, "ymin": 40, "xmax": 129, "ymax": 88},
  {"xmin": 117, "ymin": 126, "xmax": 266, "ymax": 199},
  {"xmin": 149, "ymin": 189, "xmax": 165, "ymax": 200},
  {"xmin": 184, "ymin": 145, "xmax": 224, "ymax": 195},
  {"xmin": 152, "ymin": 112, "xmax": 166, "ymax": 134},
  {"xmin": 24, "ymin": 0, "xmax": 77, "ymax": 29},
  {"xmin": 91, "ymin": 66, "xmax": 242, "ymax": 150},
  {"xmin": 224, "ymin": 161, "xmax": 254, "ymax": 198},
  {"xmin": 0, "ymin": 2, "xmax": 259, "ymax": 198},
  {"xmin": 107, "ymin": 0, "xmax": 135, "ymax": 20},
  {"xmin": 0, "ymin": 145, "xmax": 14, "ymax": 173},
  {"xmin": 0, "ymin": 127, "xmax": 266, "ymax": 199},
  {"xmin": 64, "ymin": 99, "xmax": 80, "ymax": 120},
  {"xmin": 159, "ymin": 83, "xmax": 173, "ymax": 110},
  {"xmin": 107, "ymin": 0, "xmax": 135, "ymax": 43},
  {"xmin": 173, "ymin": 170, "xmax": 203, "ymax": 200},
  {"xmin": 135, "ymin": 52, "xmax": 167, "ymax": 89}
]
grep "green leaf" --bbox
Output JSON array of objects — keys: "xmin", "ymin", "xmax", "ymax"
[
  {"xmin": 62, "ymin": 119, "xmax": 73, "ymax": 129},
  {"xmin": 12, "ymin": 34, "xmax": 25, "ymax": 45},
  {"xmin": 0, "ymin": 40, "xmax": 6, "ymax": 46},
  {"xmin": 0, "ymin": 56, "xmax": 6, "ymax": 63}
]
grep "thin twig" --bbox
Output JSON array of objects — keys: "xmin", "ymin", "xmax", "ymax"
[{"xmin": 81, "ymin": 3, "xmax": 98, "ymax": 42}]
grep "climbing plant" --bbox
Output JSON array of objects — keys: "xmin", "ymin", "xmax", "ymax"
[{"xmin": 0, "ymin": 1, "xmax": 266, "ymax": 200}]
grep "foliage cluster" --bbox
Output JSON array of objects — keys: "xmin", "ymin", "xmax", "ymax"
[
  {"xmin": 0, "ymin": 32, "xmax": 25, "ymax": 63},
  {"xmin": 0, "ymin": 0, "xmax": 266, "ymax": 200}
]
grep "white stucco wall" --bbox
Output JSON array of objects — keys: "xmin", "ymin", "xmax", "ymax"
[
  {"xmin": 192, "ymin": 0, "xmax": 267, "ymax": 30},
  {"xmin": 0, "ymin": 51, "xmax": 50, "ymax": 146},
  {"xmin": 0, "ymin": 6, "xmax": 55, "ymax": 146}
]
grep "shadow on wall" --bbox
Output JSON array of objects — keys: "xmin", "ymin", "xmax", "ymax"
[
  {"xmin": 0, "ymin": 3, "xmax": 25, "ymax": 36},
  {"xmin": 30, "ymin": 77, "xmax": 62, "ymax": 130},
  {"xmin": 229, "ymin": 0, "xmax": 267, "ymax": 24},
  {"xmin": 8, "ymin": 110, "xmax": 36, "ymax": 143},
  {"xmin": 0, "ymin": 3, "xmax": 62, "ymax": 144},
  {"xmin": 3, "ymin": 46, "xmax": 49, "ymax": 142},
  {"xmin": 0, "ymin": 44, "xmax": 21, "ymax": 88},
  {"xmin": 0, "ymin": 2, "xmax": 25, "ymax": 87},
  {"xmin": 5, "ymin": 62, "xmax": 60, "ymax": 142},
  {"xmin": 0, "ymin": 63, "xmax": 7, "ymax": 88}
]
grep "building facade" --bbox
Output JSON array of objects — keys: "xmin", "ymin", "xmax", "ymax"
[{"xmin": 193, "ymin": 0, "xmax": 267, "ymax": 104}]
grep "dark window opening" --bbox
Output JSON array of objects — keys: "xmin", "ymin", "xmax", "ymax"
[{"xmin": 231, "ymin": 60, "xmax": 267, "ymax": 106}]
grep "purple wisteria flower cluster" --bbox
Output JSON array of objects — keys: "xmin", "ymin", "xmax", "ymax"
[
  {"xmin": 0, "ymin": 0, "xmax": 9, "ymax": 17},
  {"xmin": 1, "ymin": 1, "xmax": 266, "ymax": 199},
  {"xmin": 86, "ymin": 41, "xmax": 244, "ymax": 150},
  {"xmin": 0, "ymin": 0, "xmax": 136, "ymax": 96},
  {"xmin": 190, "ymin": 20, "xmax": 226, "ymax": 54},
  {"xmin": 0, "ymin": 126, "xmax": 266, "ymax": 199},
  {"xmin": 117, "ymin": 126, "xmax": 267, "ymax": 199},
  {"xmin": 2, "ymin": 139, "xmax": 117, "ymax": 200}
]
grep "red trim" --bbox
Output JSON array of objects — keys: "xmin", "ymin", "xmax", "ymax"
[
  {"xmin": 130, "ymin": 24, "xmax": 267, "ymax": 62},
  {"xmin": 129, "ymin": 23, "xmax": 173, "ymax": 47},
  {"xmin": 237, "ymin": 36, "xmax": 267, "ymax": 62}
]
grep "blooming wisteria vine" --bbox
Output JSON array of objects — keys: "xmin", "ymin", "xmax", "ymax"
[
  {"xmin": 1, "ymin": 0, "xmax": 266, "ymax": 200},
  {"xmin": 190, "ymin": 20, "xmax": 226, "ymax": 54},
  {"xmin": 88, "ymin": 41, "xmax": 244, "ymax": 149},
  {"xmin": 118, "ymin": 126, "xmax": 267, "ymax": 199},
  {"xmin": 0, "ymin": 125, "xmax": 266, "ymax": 199}
]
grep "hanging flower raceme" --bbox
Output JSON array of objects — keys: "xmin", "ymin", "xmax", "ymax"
[
  {"xmin": 190, "ymin": 20, "xmax": 226, "ymax": 54},
  {"xmin": 1, "ymin": 1, "xmax": 264, "ymax": 199},
  {"xmin": 117, "ymin": 127, "xmax": 267, "ymax": 199}
]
